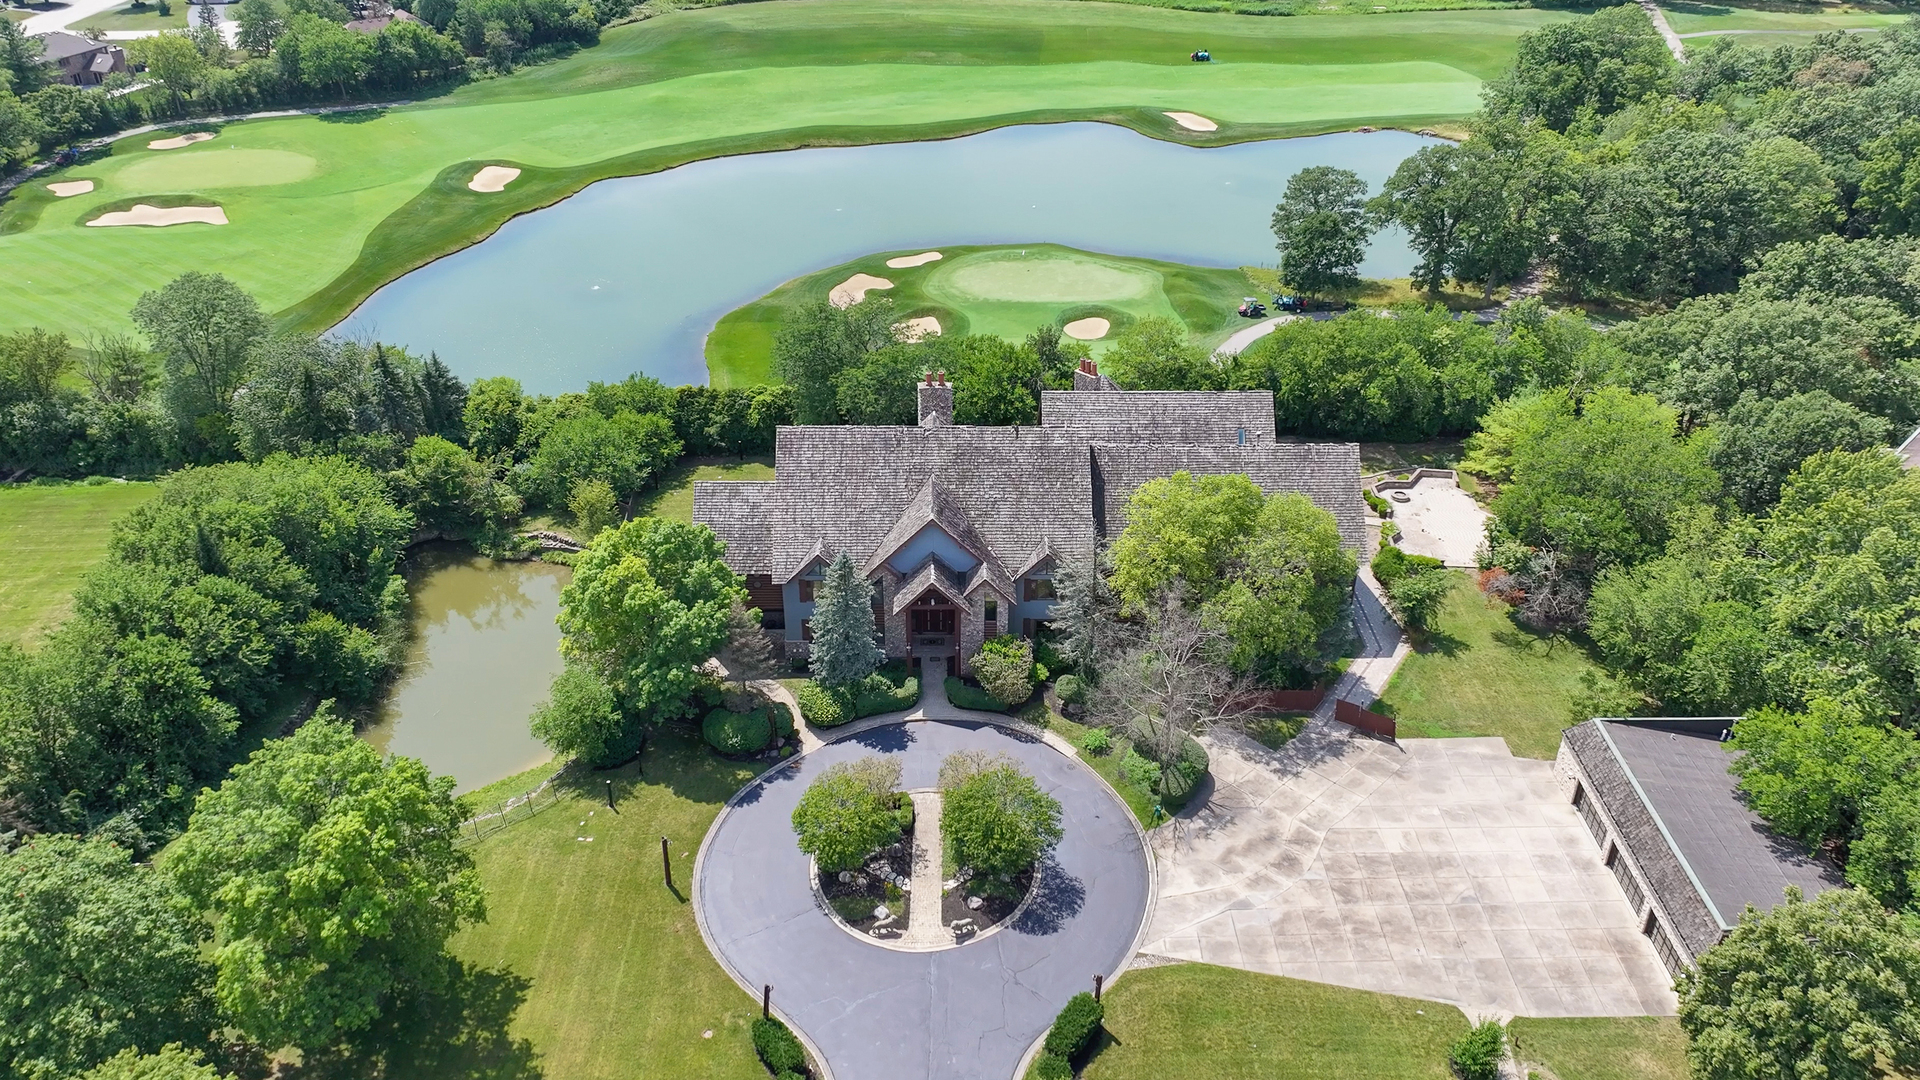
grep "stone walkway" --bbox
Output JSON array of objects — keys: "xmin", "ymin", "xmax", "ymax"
[
  {"xmin": 1313, "ymin": 568, "xmax": 1410, "ymax": 723},
  {"xmin": 902, "ymin": 790, "xmax": 947, "ymax": 948}
]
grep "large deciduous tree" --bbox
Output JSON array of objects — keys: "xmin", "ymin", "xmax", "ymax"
[
  {"xmin": 0, "ymin": 836, "xmax": 215, "ymax": 1080},
  {"xmin": 169, "ymin": 714, "xmax": 484, "ymax": 1052},
  {"xmin": 939, "ymin": 753, "xmax": 1062, "ymax": 880},
  {"xmin": 790, "ymin": 756, "xmax": 908, "ymax": 873},
  {"xmin": 1679, "ymin": 886, "xmax": 1920, "ymax": 1080},
  {"xmin": 557, "ymin": 517, "xmax": 742, "ymax": 718},
  {"xmin": 528, "ymin": 662, "xmax": 632, "ymax": 766},
  {"xmin": 1271, "ymin": 166, "xmax": 1371, "ymax": 298},
  {"xmin": 130, "ymin": 273, "xmax": 270, "ymax": 440}
]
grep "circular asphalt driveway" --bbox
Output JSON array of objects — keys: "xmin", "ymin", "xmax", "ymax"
[{"xmin": 694, "ymin": 720, "xmax": 1152, "ymax": 1080}]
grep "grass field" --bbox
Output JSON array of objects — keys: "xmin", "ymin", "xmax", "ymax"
[
  {"xmin": 0, "ymin": 481, "xmax": 156, "ymax": 647},
  {"xmin": 1080, "ymin": 963, "xmax": 1469, "ymax": 1080},
  {"xmin": 444, "ymin": 730, "xmax": 769, "ymax": 1080},
  {"xmin": 633, "ymin": 456, "xmax": 775, "ymax": 520},
  {"xmin": 81, "ymin": 1, "xmax": 191, "ymax": 29},
  {"xmin": 1510, "ymin": 1016, "xmax": 1690, "ymax": 1080},
  {"xmin": 0, "ymin": 0, "xmax": 1567, "ymax": 345},
  {"xmin": 1662, "ymin": 1, "xmax": 1908, "ymax": 33},
  {"xmin": 1372, "ymin": 572, "xmax": 1619, "ymax": 761},
  {"xmin": 707, "ymin": 244, "xmax": 1251, "ymax": 385}
]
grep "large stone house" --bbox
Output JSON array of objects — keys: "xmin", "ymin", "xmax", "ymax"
[
  {"xmin": 35, "ymin": 32, "xmax": 127, "ymax": 87},
  {"xmin": 693, "ymin": 361, "xmax": 1364, "ymax": 675}
]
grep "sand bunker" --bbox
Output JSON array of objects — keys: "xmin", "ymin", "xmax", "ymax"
[
  {"xmin": 896, "ymin": 317, "xmax": 941, "ymax": 341},
  {"xmin": 886, "ymin": 251, "xmax": 943, "ymax": 269},
  {"xmin": 87, "ymin": 204, "xmax": 228, "ymax": 228},
  {"xmin": 148, "ymin": 132, "xmax": 216, "ymax": 151},
  {"xmin": 469, "ymin": 166, "xmax": 521, "ymax": 193},
  {"xmin": 1063, "ymin": 317, "xmax": 1111, "ymax": 340},
  {"xmin": 830, "ymin": 273, "xmax": 893, "ymax": 308},
  {"xmin": 1164, "ymin": 112, "xmax": 1219, "ymax": 132},
  {"xmin": 47, "ymin": 180, "xmax": 94, "ymax": 197}
]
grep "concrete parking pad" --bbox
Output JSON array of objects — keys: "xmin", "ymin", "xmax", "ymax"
[
  {"xmin": 1387, "ymin": 475, "xmax": 1488, "ymax": 567},
  {"xmin": 1143, "ymin": 724, "xmax": 1676, "ymax": 1018}
]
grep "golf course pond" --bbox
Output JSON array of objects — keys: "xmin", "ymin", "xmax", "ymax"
[
  {"xmin": 360, "ymin": 544, "xmax": 566, "ymax": 794},
  {"xmin": 339, "ymin": 123, "xmax": 1439, "ymax": 393}
]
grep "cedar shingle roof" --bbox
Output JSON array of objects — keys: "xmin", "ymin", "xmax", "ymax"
[
  {"xmin": 1041, "ymin": 390, "xmax": 1275, "ymax": 444},
  {"xmin": 693, "ymin": 388, "xmax": 1363, "ymax": 580},
  {"xmin": 890, "ymin": 560, "xmax": 967, "ymax": 614}
]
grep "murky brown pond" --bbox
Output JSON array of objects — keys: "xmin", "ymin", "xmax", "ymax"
[{"xmin": 361, "ymin": 543, "xmax": 568, "ymax": 794}]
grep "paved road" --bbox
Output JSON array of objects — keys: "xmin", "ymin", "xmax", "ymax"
[{"xmin": 694, "ymin": 712, "xmax": 1151, "ymax": 1080}]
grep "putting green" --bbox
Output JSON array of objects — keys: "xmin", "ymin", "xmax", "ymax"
[
  {"xmin": 707, "ymin": 243, "xmax": 1252, "ymax": 383},
  {"xmin": 114, "ymin": 148, "xmax": 321, "ymax": 191},
  {"xmin": 0, "ymin": 0, "xmax": 1568, "ymax": 342}
]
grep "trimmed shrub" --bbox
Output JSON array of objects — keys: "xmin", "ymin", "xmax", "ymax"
[
  {"xmin": 703, "ymin": 707, "xmax": 772, "ymax": 755},
  {"xmin": 1032, "ymin": 662, "xmax": 1049, "ymax": 684},
  {"xmin": 768, "ymin": 700, "xmax": 798, "ymax": 739},
  {"xmin": 971, "ymin": 635, "xmax": 1037, "ymax": 705},
  {"xmin": 1365, "ymin": 488, "xmax": 1393, "ymax": 517},
  {"xmin": 1118, "ymin": 749, "xmax": 1160, "ymax": 791},
  {"xmin": 1447, "ymin": 1020, "xmax": 1505, "ymax": 1080},
  {"xmin": 1032, "ymin": 1053, "xmax": 1071, "ymax": 1080},
  {"xmin": 1053, "ymin": 674, "xmax": 1086, "ymax": 704},
  {"xmin": 795, "ymin": 681, "xmax": 852, "ymax": 727},
  {"xmin": 1372, "ymin": 542, "xmax": 1408, "ymax": 585},
  {"xmin": 1155, "ymin": 735, "xmax": 1211, "ymax": 810},
  {"xmin": 945, "ymin": 676, "xmax": 1009, "ymax": 713},
  {"xmin": 1043, "ymin": 991, "xmax": 1104, "ymax": 1059},
  {"xmin": 1078, "ymin": 728, "xmax": 1111, "ymax": 756},
  {"xmin": 752, "ymin": 1017, "xmax": 806, "ymax": 1075},
  {"xmin": 852, "ymin": 668, "xmax": 919, "ymax": 718}
]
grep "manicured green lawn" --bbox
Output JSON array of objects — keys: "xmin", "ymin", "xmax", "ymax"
[
  {"xmin": 708, "ymin": 244, "xmax": 1249, "ymax": 386},
  {"xmin": 0, "ymin": 481, "xmax": 156, "ymax": 647},
  {"xmin": 1660, "ymin": 1, "xmax": 1906, "ymax": 33},
  {"xmin": 1081, "ymin": 963, "xmax": 1469, "ymax": 1080},
  {"xmin": 1373, "ymin": 572, "xmax": 1619, "ymax": 760},
  {"xmin": 1510, "ymin": 1016, "xmax": 1689, "ymax": 1080},
  {"xmin": 1039, "ymin": 708, "xmax": 1160, "ymax": 827},
  {"xmin": 82, "ymin": 1, "xmax": 191, "ymax": 30},
  {"xmin": 633, "ymin": 455, "xmax": 774, "ymax": 521},
  {"xmin": 1, "ymin": 0, "xmax": 1568, "ymax": 343},
  {"xmin": 445, "ymin": 728, "xmax": 769, "ymax": 1080}
]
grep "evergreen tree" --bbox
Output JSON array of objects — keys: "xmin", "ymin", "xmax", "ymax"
[
  {"xmin": 417, "ymin": 353, "xmax": 467, "ymax": 443},
  {"xmin": 808, "ymin": 552, "xmax": 882, "ymax": 688},
  {"xmin": 1050, "ymin": 553, "xmax": 1113, "ymax": 678},
  {"xmin": 368, "ymin": 345, "xmax": 422, "ymax": 441}
]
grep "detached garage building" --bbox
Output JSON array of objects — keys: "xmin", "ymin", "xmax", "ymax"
[{"xmin": 1555, "ymin": 718, "xmax": 1843, "ymax": 976}]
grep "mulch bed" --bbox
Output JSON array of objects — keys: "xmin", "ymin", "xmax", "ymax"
[
  {"xmin": 817, "ymin": 837, "xmax": 915, "ymax": 940},
  {"xmin": 940, "ymin": 865, "xmax": 1034, "ymax": 942}
]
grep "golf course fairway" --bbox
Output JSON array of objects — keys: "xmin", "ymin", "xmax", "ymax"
[
  {"xmin": 709, "ymin": 244, "xmax": 1252, "ymax": 383},
  {"xmin": 0, "ymin": 0, "xmax": 1568, "ymax": 344}
]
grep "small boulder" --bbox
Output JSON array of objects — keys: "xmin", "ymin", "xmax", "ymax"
[{"xmin": 966, "ymin": 896, "xmax": 984, "ymax": 910}]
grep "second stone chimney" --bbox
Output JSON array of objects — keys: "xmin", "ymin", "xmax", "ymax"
[
  {"xmin": 1073, "ymin": 357, "xmax": 1116, "ymax": 392},
  {"xmin": 918, "ymin": 370, "xmax": 953, "ymax": 427}
]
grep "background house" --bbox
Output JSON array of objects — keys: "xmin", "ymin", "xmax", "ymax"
[
  {"xmin": 695, "ymin": 363, "xmax": 1364, "ymax": 674},
  {"xmin": 34, "ymin": 31, "xmax": 127, "ymax": 87}
]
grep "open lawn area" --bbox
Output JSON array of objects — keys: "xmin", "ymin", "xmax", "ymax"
[
  {"xmin": 1373, "ymin": 572, "xmax": 1618, "ymax": 760},
  {"xmin": 444, "ymin": 728, "xmax": 769, "ymax": 1080},
  {"xmin": 633, "ymin": 455, "xmax": 774, "ymax": 521},
  {"xmin": 1080, "ymin": 963, "xmax": 1469, "ymax": 1080},
  {"xmin": 1510, "ymin": 1016, "xmax": 1690, "ymax": 1080},
  {"xmin": 0, "ymin": 0, "xmax": 1569, "ymax": 341},
  {"xmin": 708, "ymin": 245, "xmax": 1250, "ymax": 386},
  {"xmin": 0, "ymin": 480, "xmax": 155, "ymax": 647},
  {"xmin": 1661, "ymin": 1, "xmax": 1908, "ymax": 33},
  {"xmin": 81, "ymin": 0, "xmax": 191, "ymax": 30}
]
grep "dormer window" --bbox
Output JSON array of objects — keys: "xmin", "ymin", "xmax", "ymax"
[
  {"xmin": 1023, "ymin": 578, "xmax": 1055, "ymax": 601},
  {"xmin": 798, "ymin": 580, "xmax": 815, "ymax": 602}
]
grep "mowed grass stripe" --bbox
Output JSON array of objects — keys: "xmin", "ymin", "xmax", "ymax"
[
  {"xmin": 1, "ymin": 0, "xmax": 1553, "ymax": 340},
  {"xmin": 0, "ymin": 482, "xmax": 156, "ymax": 648}
]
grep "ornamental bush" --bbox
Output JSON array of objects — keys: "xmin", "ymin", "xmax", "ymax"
[
  {"xmin": 1447, "ymin": 1020, "xmax": 1504, "ymax": 1080},
  {"xmin": 1053, "ymin": 673, "xmax": 1086, "ymax": 704},
  {"xmin": 945, "ymin": 676, "xmax": 1010, "ymax": 713},
  {"xmin": 1078, "ymin": 728, "xmax": 1111, "ymax": 756},
  {"xmin": 1032, "ymin": 1053, "xmax": 1071, "ymax": 1080},
  {"xmin": 1043, "ymin": 991, "xmax": 1105, "ymax": 1059},
  {"xmin": 795, "ymin": 681, "xmax": 852, "ymax": 727},
  {"xmin": 852, "ymin": 666, "xmax": 919, "ymax": 718},
  {"xmin": 941, "ymin": 757, "xmax": 1063, "ymax": 878},
  {"xmin": 751, "ymin": 1016, "xmax": 806, "ymax": 1075},
  {"xmin": 790, "ymin": 757, "xmax": 909, "ymax": 873},
  {"xmin": 702, "ymin": 707, "xmax": 771, "ymax": 755},
  {"xmin": 971, "ymin": 635, "xmax": 1036, "ymax": 705},
  {"xmin": 1155, "ymin": 734, "xmax": 1211, "ymax": 810}
]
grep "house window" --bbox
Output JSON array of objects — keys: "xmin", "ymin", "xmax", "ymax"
[
  {"xmin": 798, "ymin": 579, "xmax": 815, "ymax": 602},
  {"xmin": 1023, "ymin": 577, "xmax": 1055, "ymax": 601},
  {"xmin": 984, "ymin": 599, "xmax": 998, "ymax": 636}
]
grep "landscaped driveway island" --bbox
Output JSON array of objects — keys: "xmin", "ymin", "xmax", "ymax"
[{"xmin": 695, "ymin": 719, "xmax": 1151, "ymax": 1080}]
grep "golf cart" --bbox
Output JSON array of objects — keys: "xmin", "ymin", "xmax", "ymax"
[
  {"xmin": 1237, "ymin": 297, "xmax": 1267, "ymax": 319},
  {"xmin": 1272, "ymin": 294, "xmax": 1303, "ymax": 312},
  {"xmin": 1189, "ymin": 49, "xmax": 1212, "ymax": 62}
]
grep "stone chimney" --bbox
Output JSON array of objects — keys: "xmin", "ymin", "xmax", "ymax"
[
  {"xmin": 1073, "ymin": 357, "xmax": 1116, "ymax": 392},
  {"xmin": 918, "ymin": 370, "xmax": 952, "ymax": 427}
]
